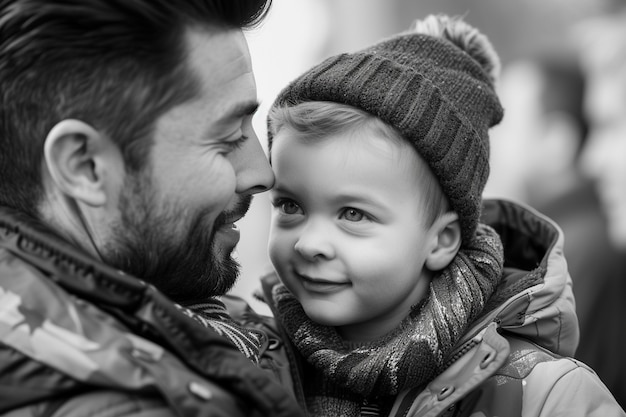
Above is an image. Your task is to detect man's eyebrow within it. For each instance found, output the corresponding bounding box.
[224,100,260,121]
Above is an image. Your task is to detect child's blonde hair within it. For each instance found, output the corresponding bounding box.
[268,101,450,227]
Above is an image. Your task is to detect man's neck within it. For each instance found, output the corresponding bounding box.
[38,187,104,261]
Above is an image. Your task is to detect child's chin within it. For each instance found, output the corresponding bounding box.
[301,303,343,327]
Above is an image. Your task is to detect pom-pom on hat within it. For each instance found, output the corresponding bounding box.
[268,15,504,244]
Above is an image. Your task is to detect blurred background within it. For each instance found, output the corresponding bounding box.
[233,0,626,406]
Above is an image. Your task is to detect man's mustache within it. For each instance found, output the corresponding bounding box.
[213,195,253,228]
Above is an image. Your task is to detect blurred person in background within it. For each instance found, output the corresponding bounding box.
[488,43,626,407]
[575,8,626,408]
[506,51,589,208]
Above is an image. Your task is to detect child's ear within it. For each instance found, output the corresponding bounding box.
[425,212,461,271]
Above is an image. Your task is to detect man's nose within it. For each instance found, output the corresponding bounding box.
[234,131,275,195]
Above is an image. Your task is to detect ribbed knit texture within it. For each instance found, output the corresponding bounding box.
[270,34,504,244]
[273,224,504,416]
[177,299,263,363]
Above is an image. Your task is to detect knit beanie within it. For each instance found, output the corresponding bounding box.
[268,16,504,244]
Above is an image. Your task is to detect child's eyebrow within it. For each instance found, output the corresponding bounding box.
[332,192,386,208]
[269,183,296,196]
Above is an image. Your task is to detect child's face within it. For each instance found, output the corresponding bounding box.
[268,128,437,342]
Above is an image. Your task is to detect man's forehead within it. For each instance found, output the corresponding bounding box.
[184,27,251,70]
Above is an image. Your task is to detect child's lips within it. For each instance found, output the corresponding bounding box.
[296,272,351,293]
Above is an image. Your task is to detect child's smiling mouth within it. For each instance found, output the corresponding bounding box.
[296,272,351,294]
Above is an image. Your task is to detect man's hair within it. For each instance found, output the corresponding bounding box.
[268,101,450,227]
[0,0,272,217]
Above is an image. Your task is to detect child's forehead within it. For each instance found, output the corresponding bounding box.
[275,123,415,157]
[272,126,427,182]
[272,133,427,199]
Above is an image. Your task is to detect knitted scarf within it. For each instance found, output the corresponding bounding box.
[273,224,504,416]
[177,299,264,364]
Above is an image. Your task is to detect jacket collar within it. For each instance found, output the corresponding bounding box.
[391,322,509,417]
[474,199,578,357]
[0,205,303,417]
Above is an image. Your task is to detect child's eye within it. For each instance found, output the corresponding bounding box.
[281,201,302,215]
[274,198,303,215]
[340,207,365,222]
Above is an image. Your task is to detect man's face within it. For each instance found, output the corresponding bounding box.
[105,28,274,302]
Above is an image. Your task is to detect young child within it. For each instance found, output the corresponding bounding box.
[259,14,626,417]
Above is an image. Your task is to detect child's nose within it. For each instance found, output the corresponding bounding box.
[294,220,335,262]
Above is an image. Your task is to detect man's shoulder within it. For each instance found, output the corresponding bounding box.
[0,210,302,417]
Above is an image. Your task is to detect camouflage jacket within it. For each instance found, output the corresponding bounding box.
[0,206,303,417]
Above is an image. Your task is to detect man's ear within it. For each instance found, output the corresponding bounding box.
[43,119,121,207]
[425,212,462,271]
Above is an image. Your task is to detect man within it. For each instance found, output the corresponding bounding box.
[0,1,302,416]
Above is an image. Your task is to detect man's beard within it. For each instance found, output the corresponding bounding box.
[103,172,251,304]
